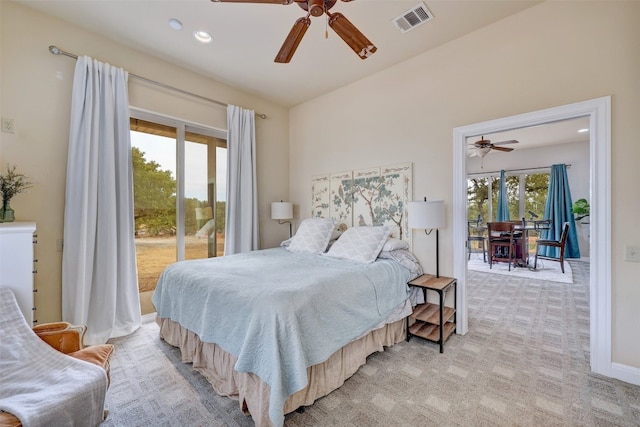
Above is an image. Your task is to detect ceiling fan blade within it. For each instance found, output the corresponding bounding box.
[328,12,377,60]
[211,0,295,4]
[492,146,514,152]
[493,139,519,145]
[274,17,311,63]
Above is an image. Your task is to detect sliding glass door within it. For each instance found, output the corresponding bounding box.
[468,171,550,256]
[184,129,227,260]
[130,114,227,311]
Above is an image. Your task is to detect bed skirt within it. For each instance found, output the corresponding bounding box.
[157,316,406,427]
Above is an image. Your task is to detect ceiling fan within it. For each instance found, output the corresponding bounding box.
[468,136,519,158]
[211,0,377,63]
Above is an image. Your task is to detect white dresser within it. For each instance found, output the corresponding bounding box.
[0,222,37,324]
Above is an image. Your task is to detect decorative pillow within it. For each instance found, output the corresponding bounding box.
[325,225,392,263]
[286,218,335,254]
[381,237,409,252]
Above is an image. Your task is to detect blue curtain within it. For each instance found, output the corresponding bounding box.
[496,170,510,221]
[541,164,580,258]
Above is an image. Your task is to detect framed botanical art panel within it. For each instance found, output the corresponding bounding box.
[311,163,412,245]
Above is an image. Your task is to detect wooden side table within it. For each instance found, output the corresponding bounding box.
[406,274,457,353]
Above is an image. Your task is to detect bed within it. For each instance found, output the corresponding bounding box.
[152,219,422,426]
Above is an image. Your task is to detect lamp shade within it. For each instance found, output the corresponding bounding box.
[271,201,293,220]
[407,199,445,230]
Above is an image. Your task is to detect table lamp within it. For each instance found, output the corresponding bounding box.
[271,201,293,238]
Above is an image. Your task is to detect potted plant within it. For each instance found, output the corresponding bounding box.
[572,198,590,222]
[0,164,33,222]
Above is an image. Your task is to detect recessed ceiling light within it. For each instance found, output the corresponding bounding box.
[193,30,212,43]
[578,128,589,133]
[168,18,183,31]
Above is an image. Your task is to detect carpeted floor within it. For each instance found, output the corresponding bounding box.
[104,261,640,426]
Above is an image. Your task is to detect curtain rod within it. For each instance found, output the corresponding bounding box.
[468,164,571,177]
[48,45,267,119]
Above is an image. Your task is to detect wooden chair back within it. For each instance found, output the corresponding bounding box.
[487,222,517,271]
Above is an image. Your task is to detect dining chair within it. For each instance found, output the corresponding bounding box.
[467,216,487,262]
[487,221,517,271]
[534,221,570,273]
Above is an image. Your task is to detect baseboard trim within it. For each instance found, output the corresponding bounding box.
[611,362,640,386]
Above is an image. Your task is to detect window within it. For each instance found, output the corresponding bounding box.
[129,115,227,296]
[468,171,549,256]
[468,171,549,222]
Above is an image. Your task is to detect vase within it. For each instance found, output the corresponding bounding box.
[2,201,14,222]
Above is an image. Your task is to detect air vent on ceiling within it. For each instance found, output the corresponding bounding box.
[392,2,433,34]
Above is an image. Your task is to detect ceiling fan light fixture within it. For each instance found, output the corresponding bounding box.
[476,147,492,158]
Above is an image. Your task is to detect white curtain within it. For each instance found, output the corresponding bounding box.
[224,105,259,254]
[62,56,141,345]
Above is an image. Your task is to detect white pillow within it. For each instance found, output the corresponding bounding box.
[325,225,392,263]
[381,237,409,252]
[287,218,335,254]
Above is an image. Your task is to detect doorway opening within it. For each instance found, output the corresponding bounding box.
[453,97,612,378]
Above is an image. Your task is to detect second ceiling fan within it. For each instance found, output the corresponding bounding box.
[212,0,377,63]
[469,136,519,158]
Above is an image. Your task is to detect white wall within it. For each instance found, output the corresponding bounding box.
[289,2,639,369]
[0,2,290,322]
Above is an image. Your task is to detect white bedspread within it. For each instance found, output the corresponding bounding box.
[0,288,107,427]
[153,247,411,426]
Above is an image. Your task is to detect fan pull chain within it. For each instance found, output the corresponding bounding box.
[325,8,329,39]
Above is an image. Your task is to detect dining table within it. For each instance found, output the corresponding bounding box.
[513,220,552,267]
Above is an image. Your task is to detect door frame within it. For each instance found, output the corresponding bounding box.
[452,96,611,377]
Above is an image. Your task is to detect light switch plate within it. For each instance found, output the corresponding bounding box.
[624,245,640,262]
